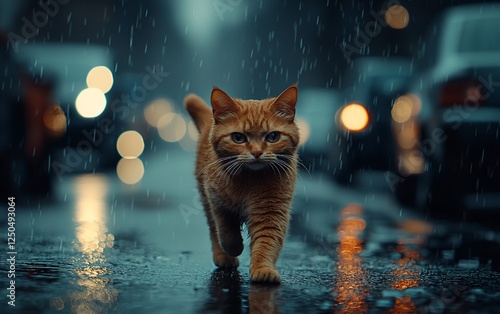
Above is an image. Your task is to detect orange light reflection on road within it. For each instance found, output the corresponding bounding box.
[388,219,432,314]
[334,204,368,313]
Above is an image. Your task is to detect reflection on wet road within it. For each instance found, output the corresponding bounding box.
[2,150,500,313]
[333,204,368,313]
[70,175,118,313]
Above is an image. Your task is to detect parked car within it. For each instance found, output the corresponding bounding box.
[295,88,341,173]
[330,57,413,184]
[392,4,500,218]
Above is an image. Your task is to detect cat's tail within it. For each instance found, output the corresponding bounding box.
[184,94,213,133]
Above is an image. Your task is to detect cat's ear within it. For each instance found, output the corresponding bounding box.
[211,87,239,123]
[271,83,298,122]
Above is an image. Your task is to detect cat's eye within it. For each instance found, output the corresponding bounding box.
[231,132,247,143]
[265,132,281,143]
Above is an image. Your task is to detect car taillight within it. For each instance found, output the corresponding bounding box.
[439,80,485,108]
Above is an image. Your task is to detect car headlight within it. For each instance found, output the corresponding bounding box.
[337,103,369,132]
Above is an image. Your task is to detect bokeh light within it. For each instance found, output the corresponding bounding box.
[385,5,410,29]
[157,113,187,142]
[391,94,421,123]
[339,103,369,132]
[43,105,66,136]
[296,118,310,146]
[396,121,419,149]
[179,134,197,152]
[116,158,144,185]
[75,88,107,118]
[86,66,114,93]
[391,96,413,123]
[144,98,173,127]
[116,130,145,159]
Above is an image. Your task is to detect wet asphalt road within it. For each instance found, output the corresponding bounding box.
[1,149,500,313]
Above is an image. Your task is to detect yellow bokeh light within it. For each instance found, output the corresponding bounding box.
[396,122,419,149]
[116,158,144,185]
[391,95,413,123]
[385,5,410,29]
[392,94,421,123]
[116,130,145,159]
[157,113,187,142]
[144,99,173,127]
[86,66,114,93]
[339,103,369,132]
[296,118,310,146]
[75,88,107,118]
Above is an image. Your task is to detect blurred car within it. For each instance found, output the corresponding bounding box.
[15,43,125,173]
[392,4,500,217]
[330,57,413,184]
[296,88,341,173]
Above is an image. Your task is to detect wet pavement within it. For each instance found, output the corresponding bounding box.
[2,149,500,313]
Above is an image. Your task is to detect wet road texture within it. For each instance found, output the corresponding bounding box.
[1,149,500,313]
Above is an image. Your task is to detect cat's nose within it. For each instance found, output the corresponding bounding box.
[251,151,263,159]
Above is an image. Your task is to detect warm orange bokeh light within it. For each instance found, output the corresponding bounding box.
[144,98,173,127]
[86,66,114,93]
[339,103,370,132]
[116,130,145,159]
[43,105,66,136]
[385,5,410,29]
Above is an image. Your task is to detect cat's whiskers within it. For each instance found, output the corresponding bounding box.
[196,155,237,178]
[273,159,294,182]
[296,156,311,177]
[207,157,239,181]
[267,161,283,183]
[224,159,243,178]
[275,153,307,191]
[276,153,310,176]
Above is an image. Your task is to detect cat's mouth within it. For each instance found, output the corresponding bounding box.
[244,161,267,171]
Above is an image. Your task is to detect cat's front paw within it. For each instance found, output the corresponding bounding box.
[213,253,239,269]
[219,237,244,257]
[250,265,281,284]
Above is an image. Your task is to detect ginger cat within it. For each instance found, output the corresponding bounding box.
[184,84,299,283]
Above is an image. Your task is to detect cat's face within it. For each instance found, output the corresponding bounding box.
[209,85,299,172]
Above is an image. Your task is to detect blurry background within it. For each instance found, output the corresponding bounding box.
[2,1,500,313]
